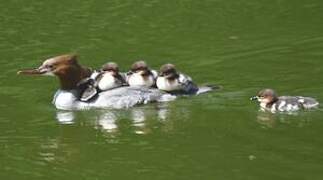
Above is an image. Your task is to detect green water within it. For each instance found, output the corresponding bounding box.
[1,0,323,179]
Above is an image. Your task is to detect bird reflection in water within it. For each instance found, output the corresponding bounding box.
[157,103,169,121]
[54,103,179,135]
[131,108,149,134]
[56,111,75,124]
[41,104,188,164]
[256,111,278,128]
[96,111,118,133]
[256,110,312,128]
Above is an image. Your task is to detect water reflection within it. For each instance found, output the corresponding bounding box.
[255,110,312,128]
[54,102,180,135]
[157,103,169,121]
[56,111,75,124]
[131,108,148,134]
[256,111,278,128]
[96,111,118,133]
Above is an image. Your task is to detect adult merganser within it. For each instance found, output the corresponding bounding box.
[17,54,170,110]
[156,63,198,94]
[126,61,157,87]
[251,89,319,112]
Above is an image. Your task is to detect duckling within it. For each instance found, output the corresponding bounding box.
[251,89,319,112]
[126,61,157,87]
[96,62,126,91]
[79,62,126,101]
[156,63,198,94]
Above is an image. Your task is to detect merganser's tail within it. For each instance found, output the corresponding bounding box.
[196,84,222,95]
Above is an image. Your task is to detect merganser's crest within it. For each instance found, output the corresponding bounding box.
[251,89,319,112]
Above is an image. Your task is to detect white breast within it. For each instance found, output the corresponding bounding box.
[156,77,181,91]
[97,73,118,90]
[128,73,154,87]
[53,90,89,110]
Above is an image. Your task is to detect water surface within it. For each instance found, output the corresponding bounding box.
[1,0,323,179]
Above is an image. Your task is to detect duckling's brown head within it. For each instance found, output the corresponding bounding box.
[101,62,119,73]
[159,63,179,80]
[251,89,278,104]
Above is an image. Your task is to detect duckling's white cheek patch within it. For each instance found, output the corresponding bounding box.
[259,98,268,103]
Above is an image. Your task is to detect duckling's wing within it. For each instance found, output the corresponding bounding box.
[114,73,127,85]
[80,86,98,102]
[296,96,319,109]
[178,74,198,94]
[151,70,158,79]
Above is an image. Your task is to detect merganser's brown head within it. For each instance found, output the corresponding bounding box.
[159,63,179,80]
[250,89,279,105]
[17,54,92,90]
[101,62,119,75]
[130,61,151,76]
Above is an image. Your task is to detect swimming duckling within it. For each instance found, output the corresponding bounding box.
[156,63,198,94]
[251,89,319,112]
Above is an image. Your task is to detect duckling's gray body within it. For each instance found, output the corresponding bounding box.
[269,96,319,112]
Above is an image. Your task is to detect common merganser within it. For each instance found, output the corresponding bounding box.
[251,89,319,112]
[156,63,198,94]
[17,55,171,110]
[126,61,157,87]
